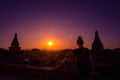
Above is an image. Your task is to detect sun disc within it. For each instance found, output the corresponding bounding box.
[48,41,53,46]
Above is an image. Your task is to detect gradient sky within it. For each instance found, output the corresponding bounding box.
[0,0,120,50]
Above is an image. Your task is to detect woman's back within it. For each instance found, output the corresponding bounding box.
[73,47,92,75]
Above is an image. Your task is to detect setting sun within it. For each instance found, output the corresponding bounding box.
[48,41,53,46]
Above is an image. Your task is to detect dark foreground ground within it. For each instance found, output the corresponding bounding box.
[0,63,119,80]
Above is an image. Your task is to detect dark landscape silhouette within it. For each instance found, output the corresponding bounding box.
[0,31,120,80]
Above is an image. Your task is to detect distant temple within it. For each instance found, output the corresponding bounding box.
[7,33,24,62]
[91,31,104,54]
[9,33,21,52]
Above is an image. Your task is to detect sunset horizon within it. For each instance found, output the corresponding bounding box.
[0,31,120,50]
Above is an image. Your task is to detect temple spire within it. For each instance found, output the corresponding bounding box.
[11,33,19,47]
[92,31,104,53]
[9,33,21,51]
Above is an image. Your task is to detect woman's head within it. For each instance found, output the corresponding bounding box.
[76,36,84,47]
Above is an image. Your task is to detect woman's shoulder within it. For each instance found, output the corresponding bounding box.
[72,47,90,54]
[73,47,90,51]
[72,48,80,53]
[83,48,90,52]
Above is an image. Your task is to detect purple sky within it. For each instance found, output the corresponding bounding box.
[0,0,120,50]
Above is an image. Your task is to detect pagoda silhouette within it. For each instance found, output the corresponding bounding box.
[91,31,104,55]
[7,33,24,62]
[9,33,21,52]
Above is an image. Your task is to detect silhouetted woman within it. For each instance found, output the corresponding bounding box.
[56,36,92,79]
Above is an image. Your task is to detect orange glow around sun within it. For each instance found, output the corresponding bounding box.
[40,38,61,50]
